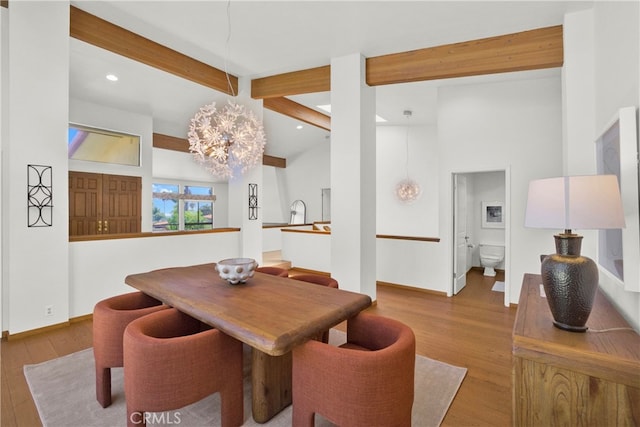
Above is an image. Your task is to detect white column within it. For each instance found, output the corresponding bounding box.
[562,10,598,263]
[228,77,263,264]
[562,9,596,176]
[330,53,376,299]
[6,2,70,334]
[0,6,7,332]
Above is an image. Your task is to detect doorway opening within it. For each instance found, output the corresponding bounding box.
[451,168,510,307]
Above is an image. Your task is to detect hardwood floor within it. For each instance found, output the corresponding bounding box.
[1,268,515,427]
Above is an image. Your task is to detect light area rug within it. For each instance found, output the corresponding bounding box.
[491,281,505,292]
[24,330,466,427]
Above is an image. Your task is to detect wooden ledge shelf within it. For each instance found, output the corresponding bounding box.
[70,228,240,242]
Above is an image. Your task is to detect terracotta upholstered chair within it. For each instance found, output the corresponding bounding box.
[291,274,339,343]
[292,312,416,427]
[123,307,244,427]
[93,291,166,407]
[255,266,289,277]
[291,274,338,289]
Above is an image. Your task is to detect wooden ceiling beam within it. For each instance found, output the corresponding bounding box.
[366,25,563,86]
[251,66,331,99]
[264,97,331,131]
[152,133,286,168]
[70,6,237,95]
[250,26,562,129]
[152,133,189,153]
[263,155,287,168]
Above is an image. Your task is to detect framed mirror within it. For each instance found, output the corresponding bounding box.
[595,106,639,292]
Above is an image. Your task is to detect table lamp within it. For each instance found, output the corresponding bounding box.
[524,175,626,332]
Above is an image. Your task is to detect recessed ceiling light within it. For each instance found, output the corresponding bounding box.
[296,125,303,130]
[106,74,119,82]
[317,104,386,122]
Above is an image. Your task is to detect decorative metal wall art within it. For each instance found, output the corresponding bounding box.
[248,183,258,220]
[27,164,53,227]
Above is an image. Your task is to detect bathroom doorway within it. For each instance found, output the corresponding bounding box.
[451,168,511,307]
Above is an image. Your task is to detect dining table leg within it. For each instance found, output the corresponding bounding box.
[251,349,293,423]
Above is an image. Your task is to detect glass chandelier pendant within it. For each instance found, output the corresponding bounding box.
[188,100,266,179]
[395,110,421,203]
[396,178,421,203]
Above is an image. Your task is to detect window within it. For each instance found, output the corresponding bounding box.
[184,186,214,230]
[152,183,216,232]
[68,124,141,167]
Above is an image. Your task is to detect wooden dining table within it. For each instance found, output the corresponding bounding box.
[124,263,372,423]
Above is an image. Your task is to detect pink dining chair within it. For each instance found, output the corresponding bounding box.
[255,266,289,277]
[93,291,167,407]
[292,312,416,427]
[291,274,339,343]
[123,307,244,427]
[291,274,338,289]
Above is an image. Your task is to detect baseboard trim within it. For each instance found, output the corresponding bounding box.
[5,320,71,341]
[3,313,94,341]
[377,281,447,296]
[71,313,93,323]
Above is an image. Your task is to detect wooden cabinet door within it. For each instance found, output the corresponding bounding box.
[102,174,141,234]
[69,172,101,237]
[69,172,141,237]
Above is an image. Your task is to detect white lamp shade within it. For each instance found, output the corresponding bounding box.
[525,175,626,230]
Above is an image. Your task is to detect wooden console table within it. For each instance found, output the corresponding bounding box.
[513,273,640,425]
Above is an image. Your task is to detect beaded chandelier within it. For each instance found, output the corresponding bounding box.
[187,2,266,180]
[188,100,266,179]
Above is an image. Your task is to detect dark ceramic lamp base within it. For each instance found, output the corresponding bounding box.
[541,232,598,333]
[551,320,589,332]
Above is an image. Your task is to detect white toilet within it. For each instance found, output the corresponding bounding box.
[479,244,505,277]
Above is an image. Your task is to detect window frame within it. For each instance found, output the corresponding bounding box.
[152,179,216,232]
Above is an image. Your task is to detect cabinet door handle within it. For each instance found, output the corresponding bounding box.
[98,220,102,233]
[104,220,108,233]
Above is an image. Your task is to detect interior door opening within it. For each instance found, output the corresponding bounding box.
[451,169,510,307]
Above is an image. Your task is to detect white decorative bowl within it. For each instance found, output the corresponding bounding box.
[215,258,258,285]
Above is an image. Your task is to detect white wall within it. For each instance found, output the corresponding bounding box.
[262,225,310,252]
[267,123,441,238]
[70,231,241,317]
[564,5,640,330]
[277,142,331,223]
[438,77,564,302]
[282,230,331,272]
[262,166,287,223]
[5,3,70,334]
[376,125,439,237]
[0,6,7,332]
[377,239,443,289]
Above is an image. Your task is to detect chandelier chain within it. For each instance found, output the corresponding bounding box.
[404,111,411,179]
[224,0,235,97]
[395,109,421,203]
[186,0,266,179]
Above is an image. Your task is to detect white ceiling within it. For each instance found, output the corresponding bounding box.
[69,1,592,159]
